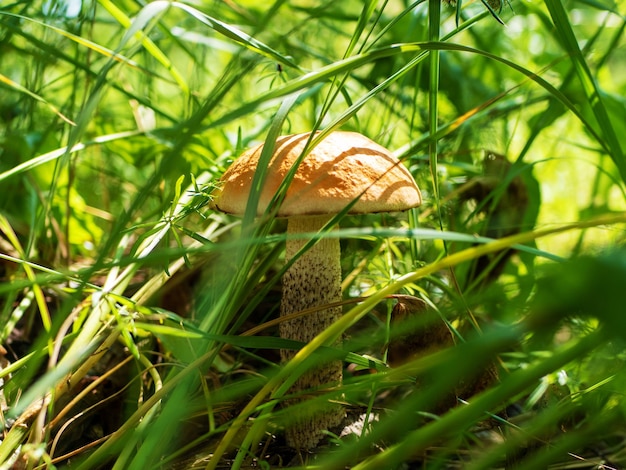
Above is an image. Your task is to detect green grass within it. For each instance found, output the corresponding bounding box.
[1,0,626,468]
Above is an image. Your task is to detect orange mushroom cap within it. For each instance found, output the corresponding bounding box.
[212,131,421,217]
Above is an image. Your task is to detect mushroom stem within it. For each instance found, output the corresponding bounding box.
[280,215,345,449]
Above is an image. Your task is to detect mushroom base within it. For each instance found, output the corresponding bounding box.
[280,215,345,449]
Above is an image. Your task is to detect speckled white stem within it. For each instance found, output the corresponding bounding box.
[280,215,345,449]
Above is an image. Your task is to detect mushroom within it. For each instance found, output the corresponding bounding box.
[212,131,421,449]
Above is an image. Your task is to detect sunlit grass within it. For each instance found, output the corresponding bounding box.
[0,0,625,468]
